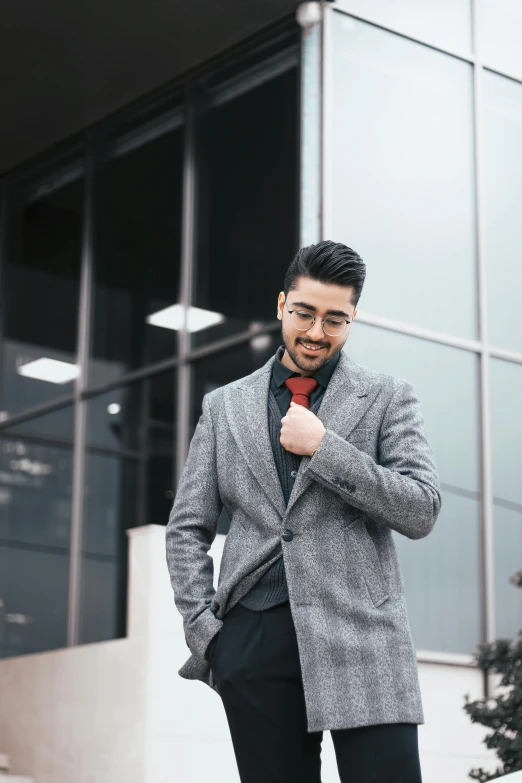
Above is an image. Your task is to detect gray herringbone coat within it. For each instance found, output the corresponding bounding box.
[165,349,441,732]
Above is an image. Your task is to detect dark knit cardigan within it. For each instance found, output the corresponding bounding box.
[239,390,323,611]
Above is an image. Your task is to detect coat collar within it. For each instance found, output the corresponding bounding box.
[223,349,379,519]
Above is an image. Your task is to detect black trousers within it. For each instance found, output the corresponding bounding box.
[209,599,423,783]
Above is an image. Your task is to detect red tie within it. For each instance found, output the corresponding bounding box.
[284,377,319,410]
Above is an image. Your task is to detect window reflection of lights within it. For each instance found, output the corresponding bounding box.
[17,357,80,384]
[0,488,11,505]
[5,613,33,625]
[146,304,225,332]
[9,458,53,476]
[249,322,272,352]
[250,334,272,352]
[107,403,121,415]
[2,442,26,455]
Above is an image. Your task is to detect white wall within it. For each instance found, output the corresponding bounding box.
[0,524,498,782]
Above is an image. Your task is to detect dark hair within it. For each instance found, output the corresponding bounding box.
[283,240,366,306]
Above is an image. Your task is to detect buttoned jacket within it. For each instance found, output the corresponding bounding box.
[165,349,441,732]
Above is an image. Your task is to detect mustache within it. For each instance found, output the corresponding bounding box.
[297,339,328,348]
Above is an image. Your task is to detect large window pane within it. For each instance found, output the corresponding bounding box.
[346,324,481,653]
[1,160,83,416]
[80,371,177,643]
[483,70,522,354]
[490,359,522,639]
[334,0,472,54]
[192,66,298,348]
[91,107,183,385]
[327,15,477,339]
[0,407,74,658]
[477,0,522,80]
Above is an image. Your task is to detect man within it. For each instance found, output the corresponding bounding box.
[165,240,441,783]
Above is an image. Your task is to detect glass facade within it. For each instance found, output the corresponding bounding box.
[0,25,299,657]
[326,15,477,339]
[0,408,74,656]
[1,156,84,414]
[0,2,520,663]
[323,3,522,656]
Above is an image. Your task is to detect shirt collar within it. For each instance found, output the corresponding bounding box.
[272,344,341,389]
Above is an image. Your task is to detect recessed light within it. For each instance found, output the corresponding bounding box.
[146,304,225,333]
[17,358,80,385]
[107,403,121,415]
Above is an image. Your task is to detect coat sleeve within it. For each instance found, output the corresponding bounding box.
[165,392,223,659]
[305,381,442,539]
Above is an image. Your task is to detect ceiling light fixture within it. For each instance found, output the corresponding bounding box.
[17,358,80,385]
[146,304,225,333]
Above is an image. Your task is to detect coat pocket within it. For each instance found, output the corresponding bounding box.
[343,516,390,607]
[346,427,372,443]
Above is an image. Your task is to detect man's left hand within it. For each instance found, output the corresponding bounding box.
[280,401,326,456]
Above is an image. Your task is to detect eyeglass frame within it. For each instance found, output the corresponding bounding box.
[284,298,354,337]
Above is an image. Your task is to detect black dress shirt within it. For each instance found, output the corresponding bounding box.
[271,343,341,416]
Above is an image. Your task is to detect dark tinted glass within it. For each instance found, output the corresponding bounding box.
[79,371,177,643]
[91,113,183,385]
[1,164,83,415]
[192,68,298,348]
[0,408,74,657]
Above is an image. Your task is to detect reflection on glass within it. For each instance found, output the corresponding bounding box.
[333,0,472,54]
[80,453,138,645]
[1,163,83,416]
[490,359,522,639]
[91,114,183,385]
[477,0,522,79]
[0,409,74,657]
[80,372,177,642]
[483,70,522,354]
[346,324,481,653]
[193,67,298,347]
[328,14,477,338]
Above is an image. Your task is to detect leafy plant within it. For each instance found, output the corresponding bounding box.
[463,569,522,781]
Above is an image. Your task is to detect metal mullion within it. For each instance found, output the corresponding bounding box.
[354,311,483,354]
[331,4,476,65]
[176,88,197,486]
[80,357,182,400]
[488,345,522,365]
[471,0,496,701]
[481,61,522,86]
[67,132,95,648]
[321,2,333,241]
[137,379,150,527]
[0,393,76,432]
[208,45,299,110]
[0,179,9,413]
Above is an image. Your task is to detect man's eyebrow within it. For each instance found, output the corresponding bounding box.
[290,300,352,318]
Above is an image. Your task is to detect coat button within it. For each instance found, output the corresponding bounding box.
[347,483,356,493]
[282,528,294,542]
[290,470,298,479]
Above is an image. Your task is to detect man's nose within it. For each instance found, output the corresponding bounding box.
[306,318,325,342]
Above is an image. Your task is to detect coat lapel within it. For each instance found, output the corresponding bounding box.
[284,350,378,516]
[223,356,286,518]
[223,349,379,521]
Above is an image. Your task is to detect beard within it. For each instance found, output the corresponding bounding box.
[281,323,344,374]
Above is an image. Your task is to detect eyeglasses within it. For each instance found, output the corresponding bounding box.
[284,300,353,337]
